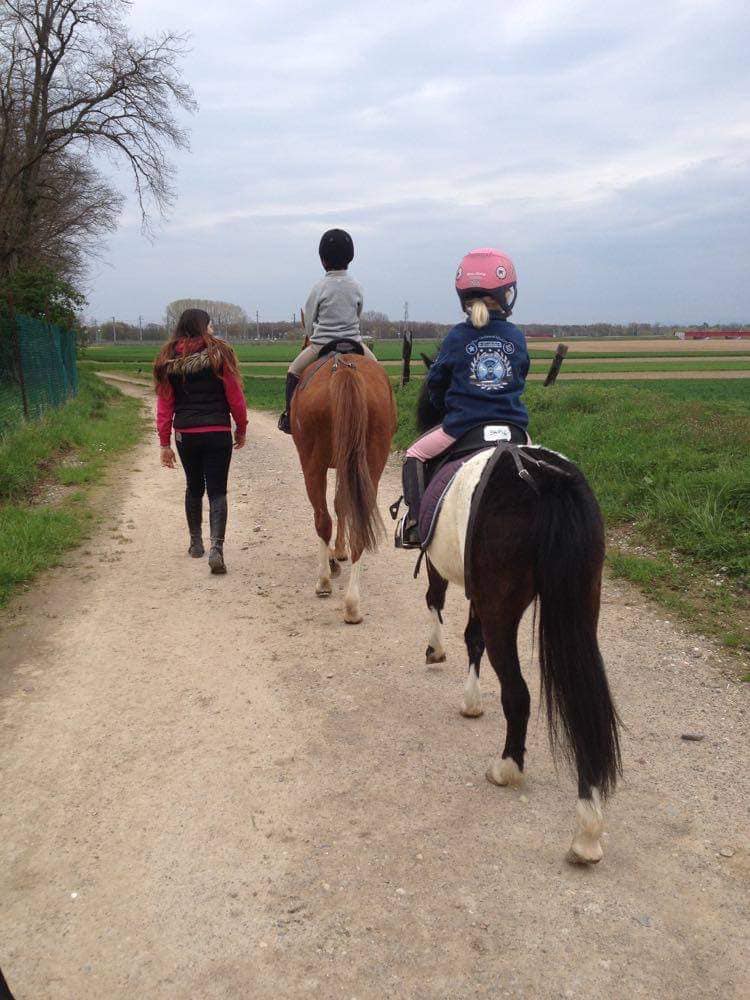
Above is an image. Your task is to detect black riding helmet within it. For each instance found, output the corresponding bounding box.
[319,228,354,269]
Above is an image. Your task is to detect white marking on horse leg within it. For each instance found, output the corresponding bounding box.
[426,608,446,663]
[461,663,484,717]
[315,537,332,596]
[566,788,604,865]
[486,756,524,788]
[343,558,363,624]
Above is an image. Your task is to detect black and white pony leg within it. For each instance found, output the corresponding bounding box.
[460,605,484,717]
[484,624,530,788]
[567,782,604,865]
[425,559,447,664]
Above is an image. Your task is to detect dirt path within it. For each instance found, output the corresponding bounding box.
[1,386,748,1000]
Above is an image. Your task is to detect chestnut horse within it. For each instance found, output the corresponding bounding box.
[291,350,396,623]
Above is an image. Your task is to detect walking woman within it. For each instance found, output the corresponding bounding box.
[154,309,248,573]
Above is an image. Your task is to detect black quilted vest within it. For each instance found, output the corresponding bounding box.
[169,351,230,429]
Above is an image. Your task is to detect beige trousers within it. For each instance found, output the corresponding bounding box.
[289,341,377,377]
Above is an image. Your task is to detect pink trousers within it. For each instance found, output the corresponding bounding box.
[406,426,457,461]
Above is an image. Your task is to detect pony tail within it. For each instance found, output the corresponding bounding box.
[469,300,490,328]
[533,467,622,797]
[331,366,383,556]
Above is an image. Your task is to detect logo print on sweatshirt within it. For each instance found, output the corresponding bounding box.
[466,338,515,392]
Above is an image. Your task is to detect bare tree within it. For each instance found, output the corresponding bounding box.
[165,299,248,335]
[0,0,195,275]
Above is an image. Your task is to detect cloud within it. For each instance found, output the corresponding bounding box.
[86,0,750,325]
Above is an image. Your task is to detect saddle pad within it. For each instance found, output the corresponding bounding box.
[419,456,478,548]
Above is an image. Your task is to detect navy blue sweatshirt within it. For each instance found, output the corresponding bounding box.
[426,314,529,438]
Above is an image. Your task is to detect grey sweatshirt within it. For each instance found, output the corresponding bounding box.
[304,270,363,344]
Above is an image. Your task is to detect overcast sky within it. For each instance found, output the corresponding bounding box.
[87,0,750,326]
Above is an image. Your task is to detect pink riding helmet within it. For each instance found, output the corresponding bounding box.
[455,247,517,316]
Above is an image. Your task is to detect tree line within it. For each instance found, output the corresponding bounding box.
[86,301,741,344]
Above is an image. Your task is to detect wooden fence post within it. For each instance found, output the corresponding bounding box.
[543,343,569,386]
[401,330,413,387]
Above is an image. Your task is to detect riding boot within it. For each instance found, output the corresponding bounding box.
[395,456,425,549]
[185,492,204,557]
[208,494,228,574]
[278,373,301,434]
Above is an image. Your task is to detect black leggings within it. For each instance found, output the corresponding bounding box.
[176,431,233,500]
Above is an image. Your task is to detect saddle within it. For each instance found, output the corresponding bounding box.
[424,422,528,484]
[418,422,528,551]
[317,338,365,358]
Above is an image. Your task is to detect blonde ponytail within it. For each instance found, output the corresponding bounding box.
[469,300,490,328]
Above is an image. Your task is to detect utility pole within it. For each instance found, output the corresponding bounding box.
[138,315,143,342]
[256,308,260,340]
[112,316,117,343]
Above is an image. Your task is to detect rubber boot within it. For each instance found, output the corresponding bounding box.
[208,494,228,574]
[395,457,425,549]
[278,372,301,434]
[185,492,204,557]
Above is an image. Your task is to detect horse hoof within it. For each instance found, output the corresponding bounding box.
[485,758,524,788]
[425,645,446,664]
[335,553,348,563]
[329,559,341,578]
[344,614,363,625]
[460,704,484,718]
[566,845,603,866]
[316,584,332,597]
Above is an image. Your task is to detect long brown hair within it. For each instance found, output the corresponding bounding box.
[153,308,240,387]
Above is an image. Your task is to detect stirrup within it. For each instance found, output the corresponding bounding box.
[278,411,291,434]
[395,515,421,550]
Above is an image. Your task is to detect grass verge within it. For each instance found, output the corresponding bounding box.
[0,372,144,607]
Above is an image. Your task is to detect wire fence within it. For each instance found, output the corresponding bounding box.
[0,298,79,438]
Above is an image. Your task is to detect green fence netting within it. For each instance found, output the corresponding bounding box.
[0,304,79,437]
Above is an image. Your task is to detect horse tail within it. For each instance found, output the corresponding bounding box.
[330,363,383,555]
[533,461,622,797]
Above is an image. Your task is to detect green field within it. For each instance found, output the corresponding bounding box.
[81,340,750,366]
[0,372,144,606]
[78,351,750,385]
